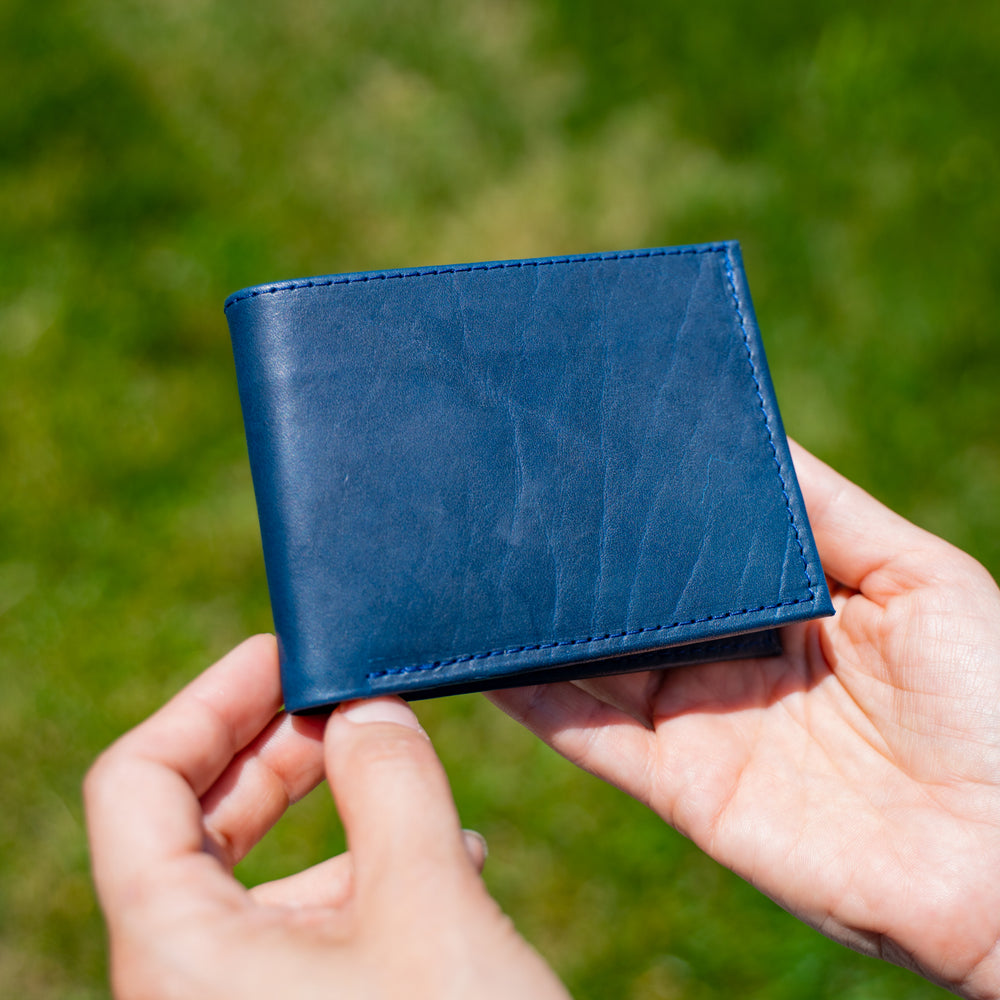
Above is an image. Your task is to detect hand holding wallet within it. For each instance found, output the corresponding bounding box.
[225,242,833,712]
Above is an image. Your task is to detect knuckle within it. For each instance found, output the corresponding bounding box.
[82,747,118,805]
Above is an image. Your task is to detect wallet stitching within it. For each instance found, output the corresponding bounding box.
[226,246,818,681]
[225,245,718,311]
[366,601,808,679]
[722,246,816,605]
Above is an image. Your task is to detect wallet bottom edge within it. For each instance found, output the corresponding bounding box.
[288,629,783,714]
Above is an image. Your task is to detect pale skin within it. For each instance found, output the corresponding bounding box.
[86,443,1000,998]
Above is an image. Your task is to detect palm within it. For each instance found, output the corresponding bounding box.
[489,446,1000,997]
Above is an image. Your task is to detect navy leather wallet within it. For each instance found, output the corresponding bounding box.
[226,241,833,712]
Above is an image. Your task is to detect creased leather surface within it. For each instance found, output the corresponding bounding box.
[226,242,833,711]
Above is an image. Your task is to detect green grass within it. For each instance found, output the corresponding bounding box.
[2,0,999,996]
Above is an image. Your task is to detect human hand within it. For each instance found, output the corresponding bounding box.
[85,635,569,1000]
[489,443,1000,999]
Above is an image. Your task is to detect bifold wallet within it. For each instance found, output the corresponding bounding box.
[226,241,833,713]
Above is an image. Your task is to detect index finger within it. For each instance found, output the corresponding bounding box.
[84,635,283,917]
[789,441,946,596]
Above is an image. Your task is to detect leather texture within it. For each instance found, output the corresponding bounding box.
[226,242,834,712]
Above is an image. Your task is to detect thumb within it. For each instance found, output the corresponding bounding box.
[324,697,477,907]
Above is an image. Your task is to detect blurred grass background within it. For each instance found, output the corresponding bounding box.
[2,0,999,996]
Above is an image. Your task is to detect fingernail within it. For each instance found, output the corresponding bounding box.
[462,828,489,863]
[337,697,424,732]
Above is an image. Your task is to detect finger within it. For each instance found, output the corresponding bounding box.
[201,711,327,866]
[250,854,355,910]
[788,441,949,596]
[115,634,284,796]
[248,831,487,912]
[323,698,475,906]
[486,682,657,802]
[84,635,283,916]
[570,671,661,723]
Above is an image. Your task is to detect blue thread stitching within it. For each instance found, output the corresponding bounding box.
[225,244,818,679]
[223,245,717,312]
[366,599,807,680]
[721,246,816,602]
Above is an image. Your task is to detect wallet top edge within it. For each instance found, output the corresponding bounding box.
[223,241,741,314]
